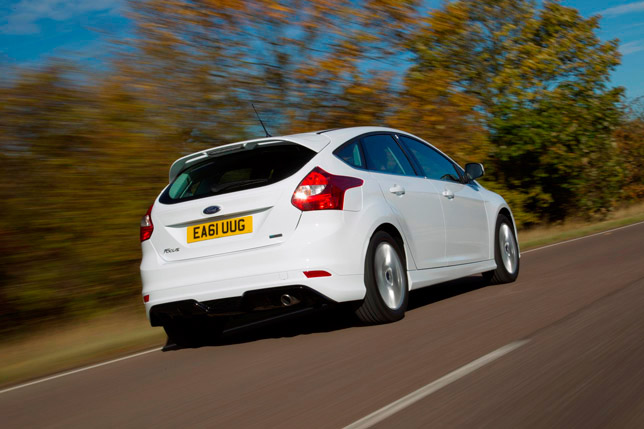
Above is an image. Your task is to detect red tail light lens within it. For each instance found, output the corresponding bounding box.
[292,167,363,211]
[140,204,154,242]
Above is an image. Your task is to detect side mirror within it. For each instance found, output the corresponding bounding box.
[464,163,484,182]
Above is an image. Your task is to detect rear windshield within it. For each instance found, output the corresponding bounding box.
[159,142,315,204]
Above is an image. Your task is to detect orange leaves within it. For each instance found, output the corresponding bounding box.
[390,68,489,166]
[116,0,492,160]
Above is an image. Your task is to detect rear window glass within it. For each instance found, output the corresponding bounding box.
[334,140,365,169]
[160,143,315,204]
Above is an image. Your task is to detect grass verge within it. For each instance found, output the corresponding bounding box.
[519,202,644,251]
[0,305,165,390]
[1,202,643,390]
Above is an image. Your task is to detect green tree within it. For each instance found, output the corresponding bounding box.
[409,0,624,222]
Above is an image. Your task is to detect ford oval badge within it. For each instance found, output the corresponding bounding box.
[203,205,221,215]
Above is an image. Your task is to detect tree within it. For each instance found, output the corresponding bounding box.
[614,97,644,201]
[123,0,422,138]
[389,68,490,165]
[409,0,624,222]
[0,64,173,333]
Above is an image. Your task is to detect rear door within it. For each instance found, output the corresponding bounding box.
[397,134,489,265]
[150,142,315,262]
[359,134,448,269]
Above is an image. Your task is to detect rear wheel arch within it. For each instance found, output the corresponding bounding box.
[373,223,404,256]
[367,223,414,273]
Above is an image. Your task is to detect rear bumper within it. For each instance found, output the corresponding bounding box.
[141,211,370,321]
[148,285,335,326]
[142,269,365,321]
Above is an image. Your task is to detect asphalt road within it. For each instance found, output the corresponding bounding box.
[2,222,644,428]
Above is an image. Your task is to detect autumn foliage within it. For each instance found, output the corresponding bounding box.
[0,0,642,335]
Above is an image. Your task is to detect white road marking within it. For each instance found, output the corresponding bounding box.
[522,220,644,254]
[0,347,162,395]
[343,340,529,429]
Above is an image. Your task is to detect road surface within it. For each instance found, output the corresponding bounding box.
[2,222,644,428]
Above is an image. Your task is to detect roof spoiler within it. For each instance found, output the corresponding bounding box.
[167,134,331,183]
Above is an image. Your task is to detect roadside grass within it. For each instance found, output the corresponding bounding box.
[519,202,644,251]
[1,202,643,390]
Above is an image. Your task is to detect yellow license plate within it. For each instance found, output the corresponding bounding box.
[187,216,253,243]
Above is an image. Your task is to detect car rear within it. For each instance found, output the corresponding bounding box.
[140,134,371,327]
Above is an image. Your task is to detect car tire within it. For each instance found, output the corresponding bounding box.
[356,231,409,324]
[483,214,520,284]
[163,318,225,348]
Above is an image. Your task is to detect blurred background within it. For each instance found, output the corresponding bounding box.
[1,0,643,340]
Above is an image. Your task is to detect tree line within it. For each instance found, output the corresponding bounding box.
[1,0,642,336]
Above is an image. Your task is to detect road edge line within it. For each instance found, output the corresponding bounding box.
[522,220,644,254]
[0,347,162,395]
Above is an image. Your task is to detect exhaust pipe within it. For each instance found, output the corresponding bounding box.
[280,294,299,307]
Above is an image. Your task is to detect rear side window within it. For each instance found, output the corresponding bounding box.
[334,140,365,169]
[160,143,315,204]
[361,134,415,176]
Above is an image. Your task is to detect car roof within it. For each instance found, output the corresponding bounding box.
[314,126,405,143]
[282,126,406,146]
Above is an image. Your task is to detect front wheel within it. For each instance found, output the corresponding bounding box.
[483,214,520,284]
[355,231,409,324]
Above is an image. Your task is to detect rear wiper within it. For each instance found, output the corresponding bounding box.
[210,178,268,194]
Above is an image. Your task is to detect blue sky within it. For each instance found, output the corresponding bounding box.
[1,0,643,98]
[0,0,127,68]
[565,0,644,98]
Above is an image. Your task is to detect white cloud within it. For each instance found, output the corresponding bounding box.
[620,41,644,55]
[1,0,122,35]
[599,1,644,17]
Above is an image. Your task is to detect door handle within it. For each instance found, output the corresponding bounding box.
[389,184,405,196]
[442,189,455,200]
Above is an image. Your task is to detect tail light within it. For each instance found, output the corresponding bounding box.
[292,167,363,211]
[140,204,154,242]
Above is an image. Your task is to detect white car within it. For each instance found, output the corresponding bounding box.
[140,127,519,345]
